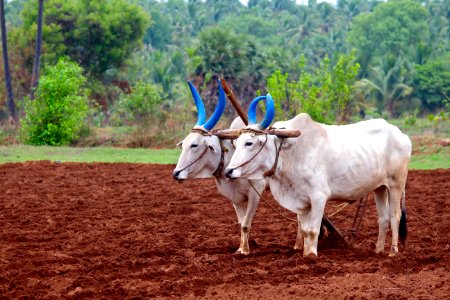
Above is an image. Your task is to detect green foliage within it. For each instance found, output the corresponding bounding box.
[414,52,450,111]
[403,109,419,126]
[113,82,163,126]
[349,0,429,64]
[267,52,360,124]
[195,27,248,78]
[15,0,149,78]
[19,58,90,145]
[332,51,361,123]
[2,0,449,139]
[353,55,414,117]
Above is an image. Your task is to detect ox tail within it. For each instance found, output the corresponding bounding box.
[399,190,407,246]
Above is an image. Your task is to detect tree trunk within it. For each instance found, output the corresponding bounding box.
[30,0,44,100]
[386,97,395,118]
[0,0,16,120]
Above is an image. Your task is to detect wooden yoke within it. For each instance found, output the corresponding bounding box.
[268,128,301,138]
[214,128,301,140]
[221,79,248,125]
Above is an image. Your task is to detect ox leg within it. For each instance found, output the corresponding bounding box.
[294,214,304,251]
[297,213,310,256]
[305,197,327,257]
[238,196,259,255]
[298,196,326,257]
[233,186,261,255]
[374,186,389,253]
[388,187,403,257]
[232,202,248,254]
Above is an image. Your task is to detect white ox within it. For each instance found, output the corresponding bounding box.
[225,95,412,257]
[172,80,267,254]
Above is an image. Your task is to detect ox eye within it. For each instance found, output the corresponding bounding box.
[191,144,198,148]
[245,142,253,147]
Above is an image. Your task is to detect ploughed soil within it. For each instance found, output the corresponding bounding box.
[0,161,449,299]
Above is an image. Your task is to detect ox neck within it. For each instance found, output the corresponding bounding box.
[264,137,283,177]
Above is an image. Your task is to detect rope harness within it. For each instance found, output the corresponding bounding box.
[247,179,297,222]
[175,144,208,175]
[212,139,227,178]
[230,128,283,178]
[178,128,226,179]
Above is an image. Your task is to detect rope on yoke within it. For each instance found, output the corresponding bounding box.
[213,139,227,178]
[328,203,349,218]
[248,179,351,222]
[247,179,297,223]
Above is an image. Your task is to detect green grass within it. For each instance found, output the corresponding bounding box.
[0,145,448,170]
[0,145,181,164]
[409,152,450,170]
[389,118,449,137]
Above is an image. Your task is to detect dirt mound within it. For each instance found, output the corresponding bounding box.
[0,162,449,298]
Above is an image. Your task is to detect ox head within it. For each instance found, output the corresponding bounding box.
[224,94,300,180]
[173,80,226,181]
[225,94,276,179]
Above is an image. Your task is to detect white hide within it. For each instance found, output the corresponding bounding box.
[173,117,267,254]
[226,113,412,257]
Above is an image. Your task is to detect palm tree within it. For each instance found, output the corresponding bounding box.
[0,0,15,120]
[30,0,44,100]
[354,56,413,117]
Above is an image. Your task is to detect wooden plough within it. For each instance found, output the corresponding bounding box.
[220,78,370,247]
[321,196,370,247]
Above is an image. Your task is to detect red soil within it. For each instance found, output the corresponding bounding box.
[0,161,449,299]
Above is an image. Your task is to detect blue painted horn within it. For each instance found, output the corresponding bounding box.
[203,79,226,130]
[247,93,275,129]
[188,81,206,126]
[188,79,226,130]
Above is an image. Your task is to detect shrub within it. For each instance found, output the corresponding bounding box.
[267,52,360,124]
[113,82,163,126]
[20,58,90,145]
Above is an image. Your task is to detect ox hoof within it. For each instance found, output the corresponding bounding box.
[235,248,250,255]
[303,253,318,262]
[388,246,398,257]
[375,244,384,254]
[294,244,303,251]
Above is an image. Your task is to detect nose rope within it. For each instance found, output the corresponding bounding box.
[229,133,284,178]
[176,146,208,175]
[229,134,268,173]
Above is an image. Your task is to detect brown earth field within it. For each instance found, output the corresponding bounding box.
[0,161,449,299]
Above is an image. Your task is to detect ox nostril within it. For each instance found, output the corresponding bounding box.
[225,168,234,178]
[172,170,181,180]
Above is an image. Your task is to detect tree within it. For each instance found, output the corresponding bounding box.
[414,52,450,111]
[15,0,149,79]
[29,0,43,100]
[354,55,414,117]
[267,52,360,124]
[20,58,90,145]
[0,0,15,120]
[349,0,429,75]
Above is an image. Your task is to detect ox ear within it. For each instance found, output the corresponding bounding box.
[176,140,183,148]
[206,141,218,153]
